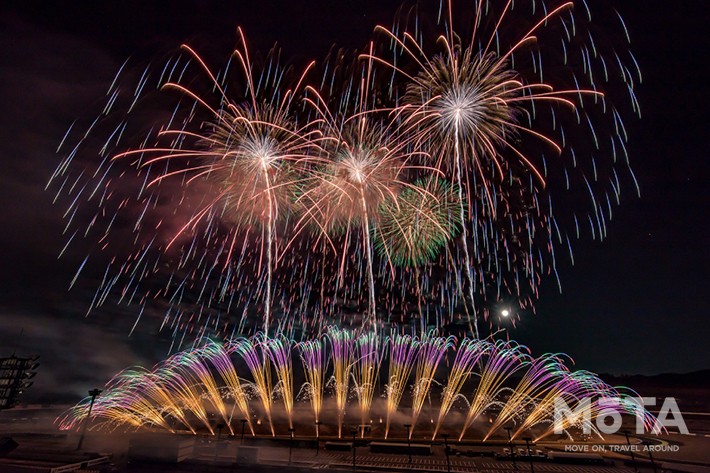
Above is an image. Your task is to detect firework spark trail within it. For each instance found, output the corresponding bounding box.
[200,340,254,435]
[384,332,420,438]
[58,370,181,433]
[56,30,323,338]
[129,369,197,433]
[526,372,662,441]
[139,362,211,434]
[518,370,616,440]
[297,337,328,432]
[264,335,295,429]
[410,332,455,438]
[169,348,237,434]
[58,392,133,433]
[206,101,321,334]
[326,326,354,437]
[454,120,478,337]
[160,350,228,435]
[433,338,489,439]
[459,340,530,440]
[368,20,530,335]
[352,331,383,436]
[298,110,408,333]
[228,336,275,436]
[484,352,571,440]
[297,44,446,333]
[147,370,213,434]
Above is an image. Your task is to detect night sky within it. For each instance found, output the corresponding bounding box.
[0,0,708,402]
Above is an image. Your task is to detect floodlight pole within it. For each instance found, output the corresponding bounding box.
[214,423,225,463]
[524,437,534,473]
[442,434,451,473]
[77,388,102,450]
[642,439,658,473]
[505,427,517,472]
[623,430,639,473]
[288,428,296,465]
[315,421,323,456]
[240,419,248,445]
[404,423,412,463]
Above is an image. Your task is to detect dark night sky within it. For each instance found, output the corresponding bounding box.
[0,1,708,402]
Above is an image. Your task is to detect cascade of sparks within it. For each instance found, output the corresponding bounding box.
[433,338,488,439]
[532,376,660,442]
[263,335,295,430]
[459,340,529,440]
[58,333,661,441]
[297,337,327,433]
[410,332,455,438]
[228,336,275,436]
[157,353,219,435]
[169,347,236,435]
[352,331,382,436]
[362,0,641,332]
[326,327,354,438]
[384,333,420,438]
[485,353,572,440]
[200,340,254,435]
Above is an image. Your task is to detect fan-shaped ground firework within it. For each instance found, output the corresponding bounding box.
[58,332,660,441]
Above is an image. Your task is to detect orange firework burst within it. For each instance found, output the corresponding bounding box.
[364,0,618,335]
[109,30,322,334]
[50,0,642,340]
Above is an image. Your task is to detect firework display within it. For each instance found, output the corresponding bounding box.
[47,0,661,450]
[433,338,487,439]
[367,0,640,336]
[228,336,274,435]
[57,332,660,441]
[410,333,454,437]
[352,331,382,436]
[384,333,419,438]
[49,0,641,340]
[264,335,295,429]
[296,338,327,432]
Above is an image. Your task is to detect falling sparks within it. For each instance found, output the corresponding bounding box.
[51,0,642,344]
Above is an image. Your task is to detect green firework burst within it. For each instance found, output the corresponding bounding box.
[375,178,462,267]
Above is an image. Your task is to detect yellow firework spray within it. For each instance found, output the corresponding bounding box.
[326,327,354,438]
[384,333,420,438]
[297,338,328,432]
[352,331,382,436]
[433,339,488,439]
[459,341,529,440]
[202,341,254,435]
[229,337,275,436]
[410,333,455,438]
[264,336,295,430]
